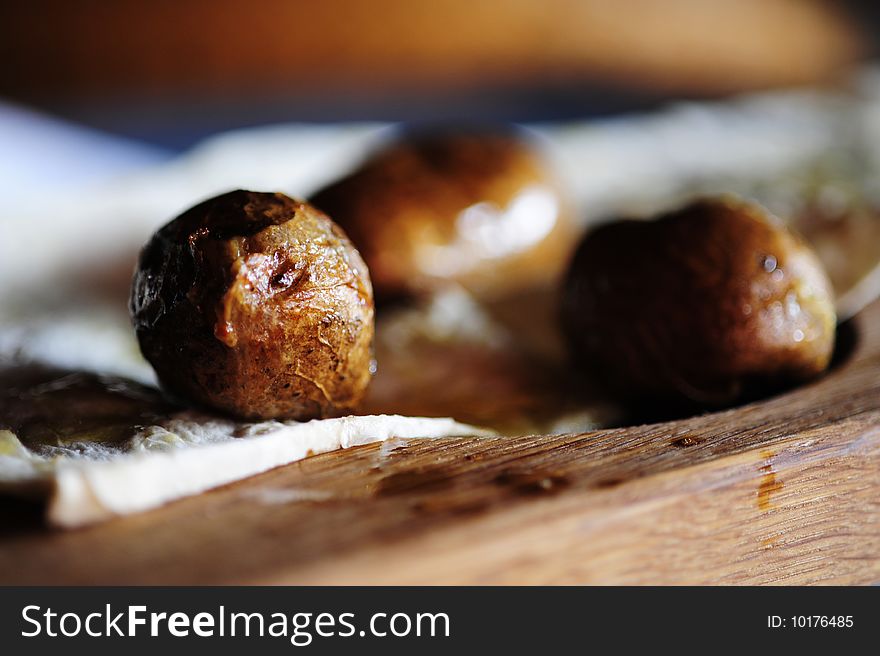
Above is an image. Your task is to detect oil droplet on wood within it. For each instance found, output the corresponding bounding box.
[671,435,704,448]
[593,477,626,489]
[412,496,490,516]
[757,450,783,511]
[376,466,455,496]
[493,469,571,496]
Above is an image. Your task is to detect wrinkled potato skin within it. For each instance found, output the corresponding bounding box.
[131,190,374,420]
[311,131,573,300]
[562,197,836,406]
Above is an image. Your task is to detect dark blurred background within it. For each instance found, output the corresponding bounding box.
[2,0,879,151]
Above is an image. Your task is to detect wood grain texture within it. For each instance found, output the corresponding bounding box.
[1,304,879,585]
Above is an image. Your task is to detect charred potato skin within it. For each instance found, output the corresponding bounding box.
[311,130,573,300]
[561,197,836,406]
[130,190,374,420]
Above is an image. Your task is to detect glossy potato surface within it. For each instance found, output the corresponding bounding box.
[131,190,374,419]
[312,130,572,300]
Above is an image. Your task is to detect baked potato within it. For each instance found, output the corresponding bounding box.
[311,128,573,301]
[561,196,836,407]
[130,190,374,420]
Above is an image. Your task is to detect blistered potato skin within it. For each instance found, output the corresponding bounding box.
[561,197,836,407]
[130,190,374,420]
[311,130,573,301]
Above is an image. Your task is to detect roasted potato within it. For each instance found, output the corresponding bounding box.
[130,190,374,420]
[311,129,573,301]
[561,196,836,407]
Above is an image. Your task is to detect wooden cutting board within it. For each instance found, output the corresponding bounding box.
[1,302,879,585]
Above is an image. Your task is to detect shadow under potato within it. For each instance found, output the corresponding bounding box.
[0,363,179,450]
[0,317,858,457]
[614,320,859,427]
